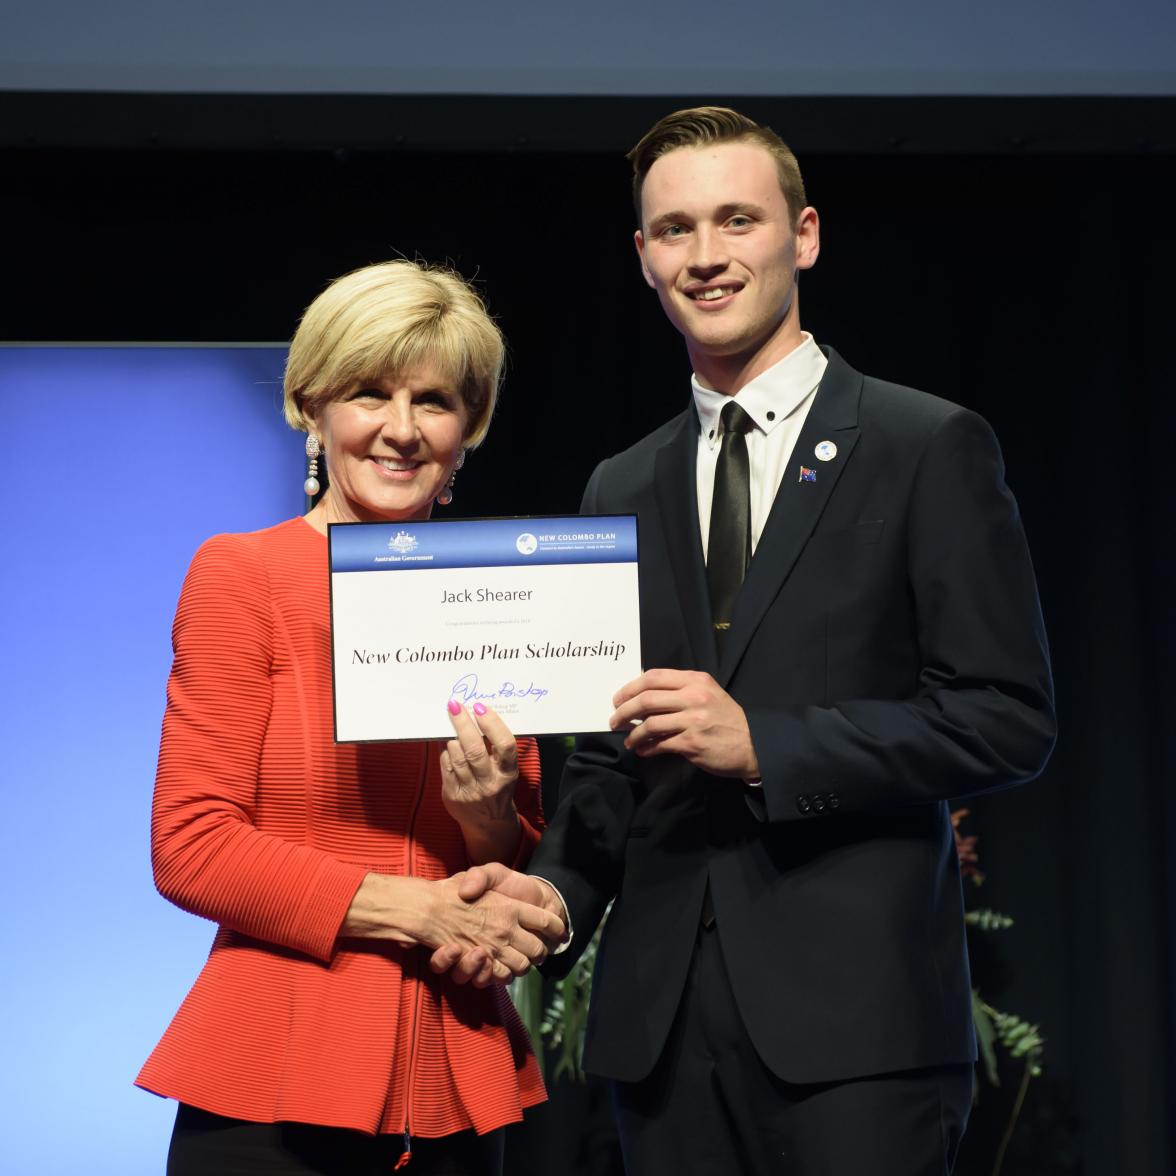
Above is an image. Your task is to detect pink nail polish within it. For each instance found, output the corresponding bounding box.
[447,699,461,715]
[473,702,487,716]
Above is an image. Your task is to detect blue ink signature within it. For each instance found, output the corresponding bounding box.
[451,673,550,703]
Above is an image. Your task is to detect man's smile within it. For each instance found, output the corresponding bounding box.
[685,284,742,304]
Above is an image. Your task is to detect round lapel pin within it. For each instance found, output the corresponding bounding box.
[815,440,837,462]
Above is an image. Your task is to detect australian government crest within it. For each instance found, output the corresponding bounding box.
[388,530,419,554]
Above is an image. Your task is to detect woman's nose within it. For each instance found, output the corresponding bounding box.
[381,401,418,446]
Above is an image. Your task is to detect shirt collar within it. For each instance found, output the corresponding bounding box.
[693,333,827,449]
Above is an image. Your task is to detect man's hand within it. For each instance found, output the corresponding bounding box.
[419,871,564,986]
[429,863,568,986]
[342,869,564,987]
[608,668,760,778]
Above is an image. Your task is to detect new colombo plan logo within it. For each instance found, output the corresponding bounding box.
[388,531,418,554]
[515,532,538,555]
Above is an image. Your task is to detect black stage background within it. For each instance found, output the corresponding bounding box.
[3,94,1173,1174]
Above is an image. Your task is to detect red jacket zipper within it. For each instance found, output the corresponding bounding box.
[395,743,432,1167]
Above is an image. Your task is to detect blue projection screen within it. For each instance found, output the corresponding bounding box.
[0,345,298,1175]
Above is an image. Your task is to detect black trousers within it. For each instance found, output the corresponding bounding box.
[167,1104,504,1176]
[612,924,973,1176]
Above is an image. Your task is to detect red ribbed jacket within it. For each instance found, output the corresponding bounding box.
[136,518,546,1136]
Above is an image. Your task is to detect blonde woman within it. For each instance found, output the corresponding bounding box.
[137,261,564,1176]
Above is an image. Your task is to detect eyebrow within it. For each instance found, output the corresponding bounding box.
[716,201,768,220]
[647,209,688,233]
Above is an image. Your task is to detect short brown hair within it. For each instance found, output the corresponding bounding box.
[283,259,504,449]
[627,106,807,227]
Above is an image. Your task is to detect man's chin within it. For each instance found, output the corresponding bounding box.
[681,327,756,361]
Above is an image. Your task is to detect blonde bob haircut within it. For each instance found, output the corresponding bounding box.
[283,260,505,449]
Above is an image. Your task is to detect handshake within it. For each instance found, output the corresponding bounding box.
[427,862,569,988]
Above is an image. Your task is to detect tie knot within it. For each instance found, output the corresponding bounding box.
[719,399,754,437]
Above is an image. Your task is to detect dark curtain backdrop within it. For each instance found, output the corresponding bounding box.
[3,132,1172,1175]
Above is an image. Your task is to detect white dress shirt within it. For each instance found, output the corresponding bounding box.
[693,334,828,561]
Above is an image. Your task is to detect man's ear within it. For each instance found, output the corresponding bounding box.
[794,207,821,272]
[634,229,656,289]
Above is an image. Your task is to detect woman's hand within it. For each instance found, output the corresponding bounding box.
[430,863,570,986]
[422,872,563,983]
[340,871,563,985]
[441,701,523,864]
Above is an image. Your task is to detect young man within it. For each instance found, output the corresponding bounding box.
[454,107,1055,1174]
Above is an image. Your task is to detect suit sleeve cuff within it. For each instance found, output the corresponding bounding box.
[529,874,573,954]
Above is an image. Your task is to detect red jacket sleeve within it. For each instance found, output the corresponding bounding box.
[150,534,366,962]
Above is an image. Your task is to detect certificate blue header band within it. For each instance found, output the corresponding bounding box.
[330,515,638,573]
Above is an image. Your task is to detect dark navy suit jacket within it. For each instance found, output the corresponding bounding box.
[530,348,1055,1085]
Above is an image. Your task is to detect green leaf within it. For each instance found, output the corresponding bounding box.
[965,908,1015,932]
[509,969,546,1081]
[972,989,1001,1088]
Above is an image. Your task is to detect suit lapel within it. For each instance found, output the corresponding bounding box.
[653,410,718,677]
[717,349,864,686]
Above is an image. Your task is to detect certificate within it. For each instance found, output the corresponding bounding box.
[329,515,642,741]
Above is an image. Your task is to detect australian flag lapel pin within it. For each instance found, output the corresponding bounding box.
[798,466,817,483]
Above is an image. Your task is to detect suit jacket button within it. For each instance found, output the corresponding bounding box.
[796,795,811,814]
[812,795,827,813]
[829,793,841,810]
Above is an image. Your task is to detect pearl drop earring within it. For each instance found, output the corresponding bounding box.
[436,450,465,507]
[304,434,322,497]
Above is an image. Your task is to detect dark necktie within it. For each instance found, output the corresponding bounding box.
[707,399,754,650]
